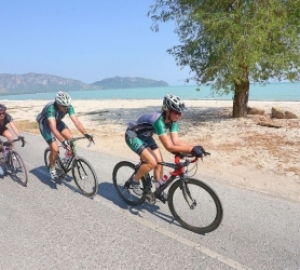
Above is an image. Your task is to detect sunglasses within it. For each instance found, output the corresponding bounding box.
[0,112,5,116]
[171,110,182,116]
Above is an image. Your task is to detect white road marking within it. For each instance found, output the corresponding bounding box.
[93,195,252,270]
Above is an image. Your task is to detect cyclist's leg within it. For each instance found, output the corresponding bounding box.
[59,122,73,155]
[39,122,59,180]
[2,128,14,146]
[60,123,72,140]
[137,148,158,180]
[142,136,163,183]
[125,132,157,182]
[48,140,59,169]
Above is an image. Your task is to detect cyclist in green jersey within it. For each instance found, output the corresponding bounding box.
[36,91,93,182]
[125,94,205,198]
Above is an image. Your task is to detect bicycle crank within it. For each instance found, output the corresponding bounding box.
[145,192,156,204]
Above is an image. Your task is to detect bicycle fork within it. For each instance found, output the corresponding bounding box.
[181,179,197,210]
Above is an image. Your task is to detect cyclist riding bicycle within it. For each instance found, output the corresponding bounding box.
[36,91,93,182]
[0,104,24,175]
[125,94,205,198]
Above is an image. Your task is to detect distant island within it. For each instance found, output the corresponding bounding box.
[0,73,169,95]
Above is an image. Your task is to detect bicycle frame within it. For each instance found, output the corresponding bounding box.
[55,137,93,178]
[135,154,199,202]
[1,137,25,167]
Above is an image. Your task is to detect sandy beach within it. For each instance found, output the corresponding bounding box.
[4,99,300,202]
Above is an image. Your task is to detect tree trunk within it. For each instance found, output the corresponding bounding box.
[232,81,249,118]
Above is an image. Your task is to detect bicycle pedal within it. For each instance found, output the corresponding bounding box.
[145,193,156,204]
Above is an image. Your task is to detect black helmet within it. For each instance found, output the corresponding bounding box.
[0,104,7,111]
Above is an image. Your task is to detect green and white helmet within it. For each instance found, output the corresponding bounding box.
[163,94,186,113]
[55,91,71,106]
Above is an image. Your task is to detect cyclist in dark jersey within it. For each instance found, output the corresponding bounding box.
[0,104,24,175]
[125,94,205,197]
[36,91,93,182]
[0,104,24,142]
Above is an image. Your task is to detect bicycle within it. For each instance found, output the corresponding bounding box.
[0,137,28,187]
[112,151,223,234]
[44,136,98,198]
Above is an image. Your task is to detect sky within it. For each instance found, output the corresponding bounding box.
[0,0,195,86]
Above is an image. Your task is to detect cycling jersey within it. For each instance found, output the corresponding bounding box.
[127,111,178,137]
[36,102,75,144]
[36,102,75,123]
[125,111,179,155]
[0,113,13,135]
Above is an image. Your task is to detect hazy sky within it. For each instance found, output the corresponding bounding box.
[0,0,195,85]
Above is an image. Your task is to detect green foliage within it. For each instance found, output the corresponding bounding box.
[149,0,300,95]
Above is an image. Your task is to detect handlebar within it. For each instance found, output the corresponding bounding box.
[2,136,26,147]
[63,136,95,148]
[174,151,211,165]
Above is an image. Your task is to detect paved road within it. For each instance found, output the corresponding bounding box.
[0,133,299,270]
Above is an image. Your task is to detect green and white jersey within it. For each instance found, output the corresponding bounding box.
[127,111,179,137]
[36,102,75,123]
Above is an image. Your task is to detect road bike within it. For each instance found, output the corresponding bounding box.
[44,136,98,198]
[0,137,28,187]
[112,152,223,234]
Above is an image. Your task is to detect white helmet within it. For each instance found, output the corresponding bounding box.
[163,94,186,113]
[55,91,71,106]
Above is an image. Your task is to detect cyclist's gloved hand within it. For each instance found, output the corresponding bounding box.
[191,145,205,157]
[18,136,25,147]
[62,140,70,149]
[85,133,93,141]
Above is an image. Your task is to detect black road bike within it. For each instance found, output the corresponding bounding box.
[44,136,98,198]
[112,152,223,234]
[0,137,28,187]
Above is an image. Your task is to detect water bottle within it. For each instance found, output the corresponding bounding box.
[3,147,9,162]
[157,175,168,189]
[161,174,168,183]
[64,151,72,162]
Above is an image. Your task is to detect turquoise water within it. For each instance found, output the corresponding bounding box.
[1,82,300,101]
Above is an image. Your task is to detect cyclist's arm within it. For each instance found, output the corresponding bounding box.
[159,134,193,153]
[154,117,193,153]
[48,118,66,142]
[169,132,193,147]
[70,115,87,136]
[8,121,21,137]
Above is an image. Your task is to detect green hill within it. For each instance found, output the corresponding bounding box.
[91,76,168,89]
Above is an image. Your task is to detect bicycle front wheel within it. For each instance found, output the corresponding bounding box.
[10,151,28,187]
[72,157,98,198]
[112,161,147,206]
[168,178,223,234]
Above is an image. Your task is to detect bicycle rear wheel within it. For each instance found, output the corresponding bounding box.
[112,161,147,206]
[168,178,223,234]
[72,157,98,198]
[10,151,28,187]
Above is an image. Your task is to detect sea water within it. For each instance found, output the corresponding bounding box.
[1,82,300,101]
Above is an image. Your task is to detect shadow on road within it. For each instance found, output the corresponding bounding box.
[30,166,79,195]
[30,166,57,190]
[98,181,180,228]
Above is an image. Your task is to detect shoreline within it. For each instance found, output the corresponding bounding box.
[2,98,300,102]
[3,99,300,203]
